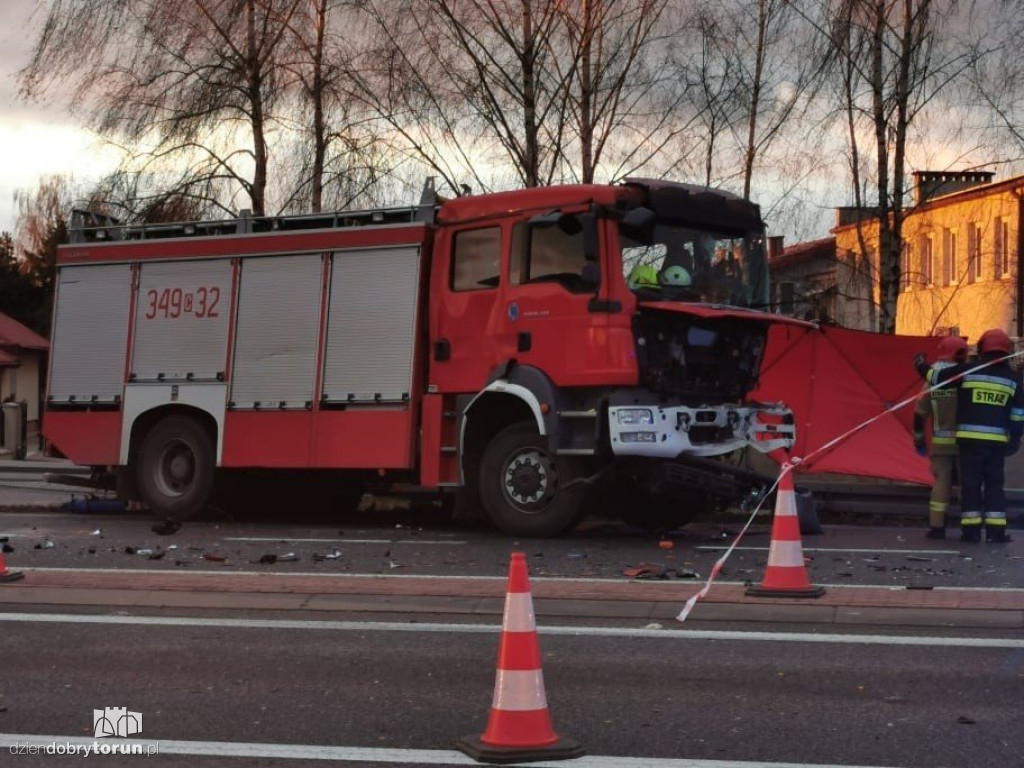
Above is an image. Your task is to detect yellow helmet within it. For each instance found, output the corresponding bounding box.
[628,264,660,287]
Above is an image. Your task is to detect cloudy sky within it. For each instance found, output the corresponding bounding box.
[0,1,120,236]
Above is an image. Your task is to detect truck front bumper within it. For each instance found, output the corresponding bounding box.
[608,403,795,459]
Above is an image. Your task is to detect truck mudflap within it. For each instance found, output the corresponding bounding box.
[608,403,794,458]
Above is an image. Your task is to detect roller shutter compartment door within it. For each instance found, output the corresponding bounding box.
[322,247,421,404]
[49,264,132,403]
[132,260,232,381]
[230,254,323,409]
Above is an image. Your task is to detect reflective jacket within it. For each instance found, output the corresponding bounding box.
[934,359,1024,445]
[913,362,959,455]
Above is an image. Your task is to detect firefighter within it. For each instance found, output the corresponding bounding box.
[913,336,968,539]
[934,328,1023,543]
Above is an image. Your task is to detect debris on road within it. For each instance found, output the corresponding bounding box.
[152,519,182,536]
[658,540,674,550]
[622,563,670,580]
[90,529,102,536]
[33,540,55,550]
[907,555,934,562]
[203,553,227,563]
[253,552,299,565]
[312,549,343,562]
[62,497,127,514]
[676,569,700,579]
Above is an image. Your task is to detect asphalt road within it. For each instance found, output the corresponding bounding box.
[0,505,1021,590]
[0,613,1022,767]
[0,505,1021,767]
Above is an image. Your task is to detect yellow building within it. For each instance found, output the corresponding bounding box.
[832,170,1022,343]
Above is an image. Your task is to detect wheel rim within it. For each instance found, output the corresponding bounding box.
[501,447,558,513]
[152,438,197,498]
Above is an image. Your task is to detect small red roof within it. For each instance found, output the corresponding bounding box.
[770,236,835,271]
[0,312,48,351]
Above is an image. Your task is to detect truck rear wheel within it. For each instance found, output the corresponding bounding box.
[135,415,215,520]
[478,422,583,537]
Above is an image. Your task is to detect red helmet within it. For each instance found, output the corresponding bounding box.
[936,336,968,362]
[977,328,1013,355]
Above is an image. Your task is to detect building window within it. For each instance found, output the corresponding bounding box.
[942,228,957,286]
[967,222,982,284]
[919,235,933,286]
[779,281,795,315]
[900,241,911,290]
[995,218,1011,278]
[451,227,501,291]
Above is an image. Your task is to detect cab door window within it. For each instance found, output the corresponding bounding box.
[451,227,501,291]
[510,217,593,293]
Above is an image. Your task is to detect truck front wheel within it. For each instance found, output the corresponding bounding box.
[135,415,215,520]
[478,422,583,537]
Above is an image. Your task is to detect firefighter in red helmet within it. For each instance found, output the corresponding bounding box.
[913,336,968,539]
[933,328,1023,543]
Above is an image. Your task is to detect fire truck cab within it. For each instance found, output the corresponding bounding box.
[45,179,798,536]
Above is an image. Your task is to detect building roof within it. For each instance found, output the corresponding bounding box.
[769,236,835,271]
[0,348,19,366]
[832,170,1024,234]
[0,312,48,351]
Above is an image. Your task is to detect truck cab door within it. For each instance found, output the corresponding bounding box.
[430,224,514,392]
[500,212,618,386]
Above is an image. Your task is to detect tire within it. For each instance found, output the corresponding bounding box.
[478,422,583,537]
[135,415,215,520]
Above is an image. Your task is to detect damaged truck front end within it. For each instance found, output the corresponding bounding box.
[593,180,803,528]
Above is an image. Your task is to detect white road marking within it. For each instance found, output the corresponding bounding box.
[224,537,467,545]
[0,733,938,767]
[697,546,962,555]
[18,565,1024,592]
[1,612,1021,648]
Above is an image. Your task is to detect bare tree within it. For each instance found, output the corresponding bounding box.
[819,0,977,333]
[552,0,683,183]
[347,0,572,194]
[20,0,304,217]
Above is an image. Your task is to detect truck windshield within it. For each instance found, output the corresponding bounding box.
[620,223,769,308]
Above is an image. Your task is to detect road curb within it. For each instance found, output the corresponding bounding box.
[1,569,1020,630]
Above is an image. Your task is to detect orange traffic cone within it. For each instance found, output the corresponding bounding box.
[0,541,24,583]
[456,552,584,764]
[746,468,824,598]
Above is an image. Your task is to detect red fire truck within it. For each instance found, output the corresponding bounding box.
[45,178,802,536]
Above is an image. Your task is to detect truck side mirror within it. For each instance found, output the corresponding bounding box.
[621,206,655,241]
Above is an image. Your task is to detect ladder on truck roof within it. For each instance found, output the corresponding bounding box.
[68,178,445,244]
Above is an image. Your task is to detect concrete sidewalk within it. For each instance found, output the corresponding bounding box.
[2,568,1021,630]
